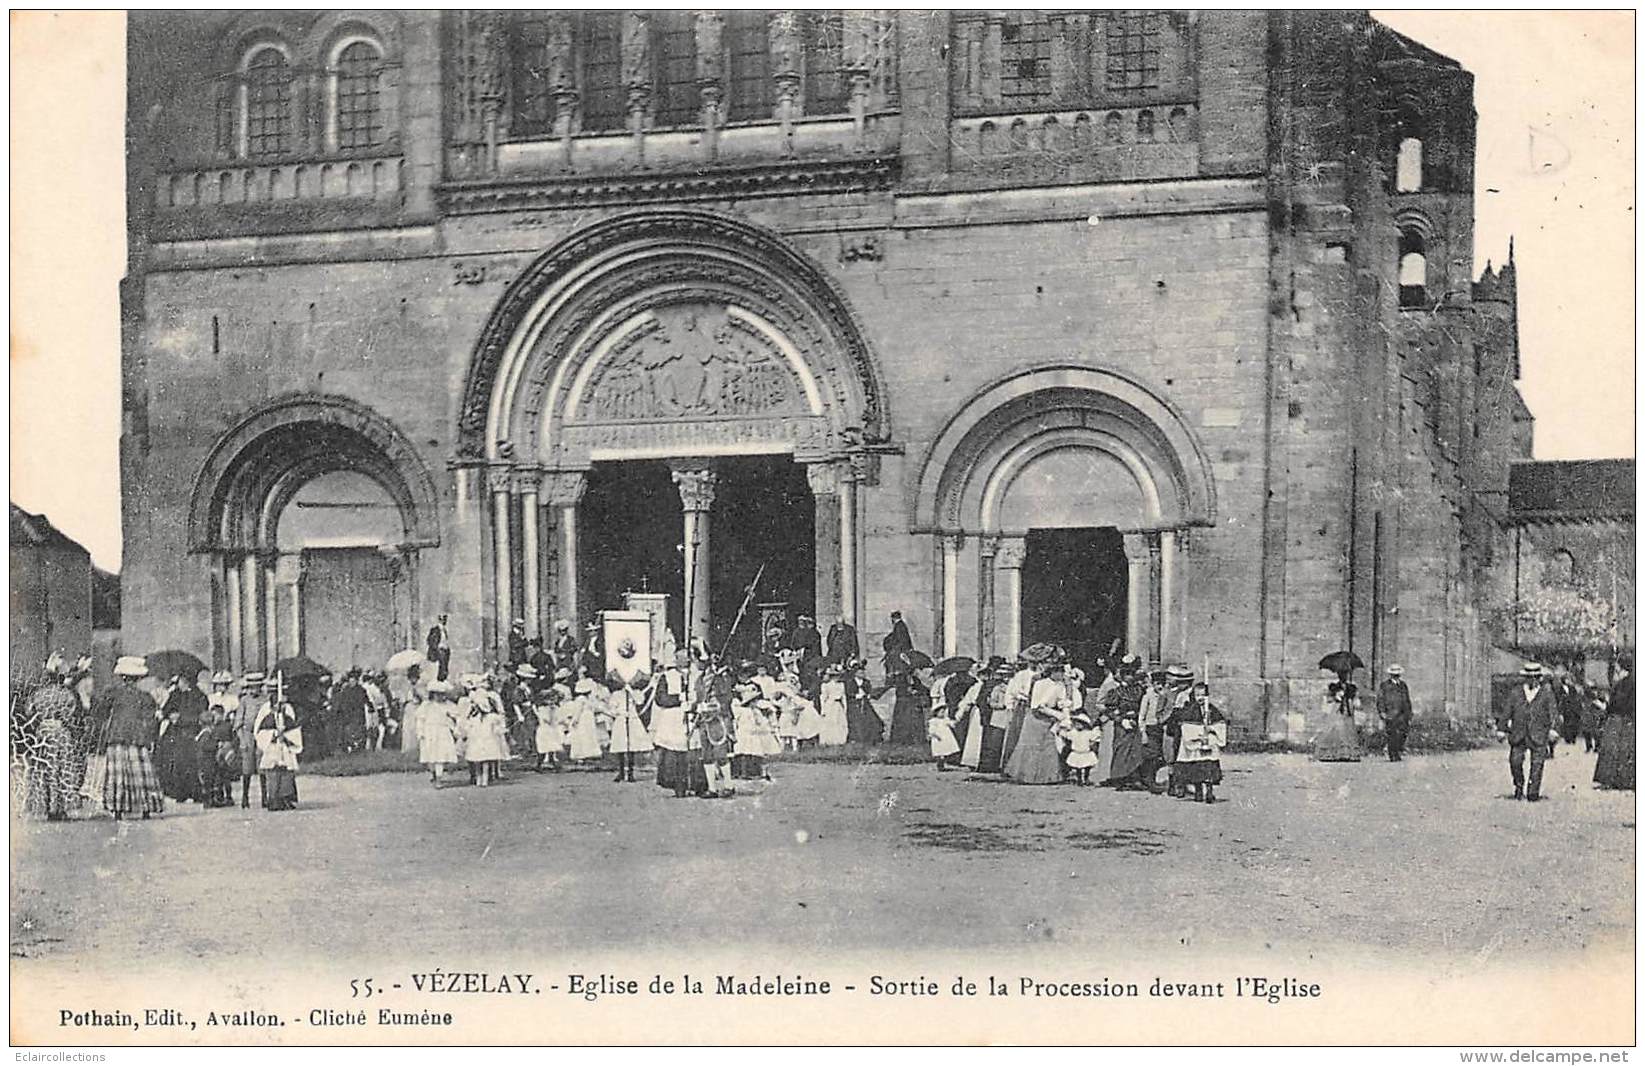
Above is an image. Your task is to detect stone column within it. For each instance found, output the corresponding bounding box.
[276,553,304,658]
[995,536,1026,658]
[622,13,652,161]
[1160,529,1190,665]
[517,469,542,640]
[807,462,842,627]
[241,554,263,674]
[838,468,858,629]
[695,11,725,159]
[225,556,243,675]
[263,554,279,669]
[1122,533,1151,659]
[543,472,587,628]
[843,11,875,141]
[447,460,490,671]
[978,536,999,656]
[475,12,508,175]
[1148,533,1163,664]
[770,11,801,151]
[940,532,963,658]
[670,462,719,645]
[491,483,514,660]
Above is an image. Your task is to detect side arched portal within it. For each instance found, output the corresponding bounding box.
[914,365,1216,661]
[188,393,440,673]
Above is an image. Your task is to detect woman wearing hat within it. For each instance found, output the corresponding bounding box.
[1594,657,1634,791]
[815,662,850,747]
[1311,675,1364,763]
[97,657,165,819]
[1004,660,1076,785]
[155,669,207,802]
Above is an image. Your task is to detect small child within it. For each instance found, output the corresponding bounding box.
[927,699,960,771]
[463,684,509,787]
[1063,713,1100,785]
[534,674,570,772]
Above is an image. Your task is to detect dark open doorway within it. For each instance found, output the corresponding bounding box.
[579,455,813,650]
[1020,527,1128,668]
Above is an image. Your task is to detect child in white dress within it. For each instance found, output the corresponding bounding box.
[927,700,960,771]
[1063,713,1100,786]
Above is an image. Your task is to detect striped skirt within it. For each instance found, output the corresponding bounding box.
[103,744,165,815]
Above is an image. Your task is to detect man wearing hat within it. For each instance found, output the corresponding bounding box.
[1158,664,1196,795]
[1377,665,1413,762]
[551,619,579,675]
[1496,662,1560,801]
[507,618,528,666]
[230,673,266,808]
[426,613,452,682]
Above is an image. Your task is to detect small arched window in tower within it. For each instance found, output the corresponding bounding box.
[333,40,385,152]
[1397,136,1423,192]
[1549,549,1577,586]
[1398,229,1427,309]
[244,46,294,160]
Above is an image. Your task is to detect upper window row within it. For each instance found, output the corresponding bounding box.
[216,34,393,162]
[510,11,870,136]
[953,10,1191,115]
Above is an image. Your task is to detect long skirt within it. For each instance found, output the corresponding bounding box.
[154,728,199,801]
[23,720,84,819]
[1172,758,1223,786]
[999,706,1028,769]
[656,748,709,793]
[104,744,164,815]
[1101,725,1148,785]
[889,690,928,745]
[1594,716,1635,789]
[1003,713,1063,784]
[261,768,299,811]
[976,724,1007,774]
[846,696,884,744]
[1311,714,1363,762]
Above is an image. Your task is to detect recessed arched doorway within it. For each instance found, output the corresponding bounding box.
[187,394,440,674]
[457,209,888,661]
[914,365,1217,666]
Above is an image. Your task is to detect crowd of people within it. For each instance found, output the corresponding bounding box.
[10,610,1635,822]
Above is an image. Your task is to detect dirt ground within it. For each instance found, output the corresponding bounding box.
[10,745,1635,970]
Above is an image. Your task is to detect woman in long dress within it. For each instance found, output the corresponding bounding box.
[416,680,461,785]
[1594,669,1634,790]
[155,674,206,802]
[889,667,933,746]
[1004,663,1075,784]
[21,659,92,821]
[98,657,165,819]
[1311,680,1364,761]
[816,665,850,747]
[1311,680,1364,762]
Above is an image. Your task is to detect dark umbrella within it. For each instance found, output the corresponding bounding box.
[274,655,330,682]
[1318,651,1365,676]
[902,649,935,672]
[933,655,977,678]
[146,650,207,683]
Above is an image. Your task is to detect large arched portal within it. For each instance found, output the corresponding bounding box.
[188,394,440,674]
[914,366,1216,663]
[459,210,888,657]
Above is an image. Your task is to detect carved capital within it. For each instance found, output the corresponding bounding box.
[995,537,1027,570]
[846,451,881,487]
[805,461,840,499]
[1122,533,1151,566]
[669,463,719,512]
[542,471,588,508]
[978,534,1001,560]
[940,532,965,555]
[511,465,544,495]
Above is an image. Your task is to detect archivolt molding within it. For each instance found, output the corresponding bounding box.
[187,393,440,553]
[458,209,890,466]
[914,364,1217,533]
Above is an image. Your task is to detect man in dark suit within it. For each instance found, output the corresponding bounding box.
[426,614,451,681]
[1377,664,1413,762]
[1496,661,1560,802]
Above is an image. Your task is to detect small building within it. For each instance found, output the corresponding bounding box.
[9,504,93,675]
[1498,459,1635,682]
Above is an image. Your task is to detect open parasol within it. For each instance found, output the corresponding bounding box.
[146,650,207,683]
[1318,650,1365,677]
[385,648,429,674]
[902,649,935,672]
[933,655,977,678]
[274,655,331,682]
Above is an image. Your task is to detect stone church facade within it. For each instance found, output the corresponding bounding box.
[122,11,1532,736]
